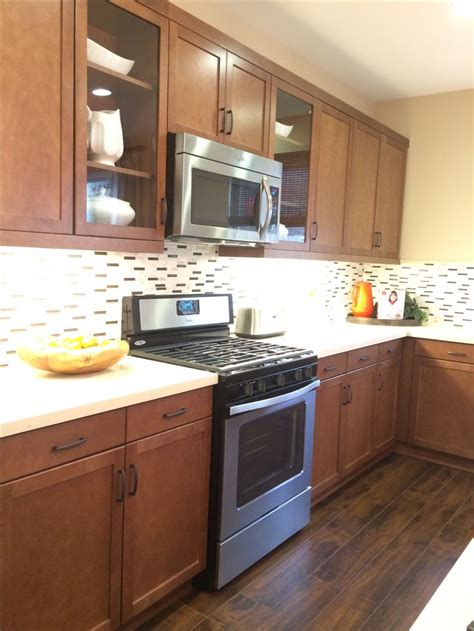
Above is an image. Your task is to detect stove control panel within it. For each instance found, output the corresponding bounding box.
[234,362,317,403]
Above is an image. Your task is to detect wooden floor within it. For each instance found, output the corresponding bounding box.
[139,454,474,630]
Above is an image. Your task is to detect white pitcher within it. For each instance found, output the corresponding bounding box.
[87,107,124,166]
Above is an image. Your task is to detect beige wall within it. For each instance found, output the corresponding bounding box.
[376,90,474,262]
[171,0,375,116]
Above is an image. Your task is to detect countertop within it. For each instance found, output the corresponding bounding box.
[1,356,218,438]
[1,323,471,439]
[262,322,474,358]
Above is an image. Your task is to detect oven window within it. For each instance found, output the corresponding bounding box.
[236,402,305,507]
[191,169,259,231]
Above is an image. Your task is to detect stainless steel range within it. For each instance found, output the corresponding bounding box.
[122,293,319,589]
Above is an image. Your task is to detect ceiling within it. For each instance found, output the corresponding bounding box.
[176,1,474,101]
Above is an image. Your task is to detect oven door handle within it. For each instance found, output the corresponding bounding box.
[228,380,320,417]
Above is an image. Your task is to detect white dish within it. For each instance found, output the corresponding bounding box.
[87,195,135,226]
[87,38,135,76]
[275,121,294,138]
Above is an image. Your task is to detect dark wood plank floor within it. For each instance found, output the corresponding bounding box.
[138,454,474,631]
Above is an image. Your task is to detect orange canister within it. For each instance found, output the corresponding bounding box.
[351,281,374,317]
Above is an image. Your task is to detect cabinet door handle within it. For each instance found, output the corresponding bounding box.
[226,110,234,135]
[377,373,384,391]
[359,355,370,362]
[324,365,337,372]
[164,407,187,419]
[160,197,168,226]
[379,232,383,247]
[129,464,139,496]
[373,232,380,247]
[347,384,353,404]
[219,107,226,133]
[117,470,126,503]
[447,351,468,357]
[342,385,348,406]
[52,437,87,452]
[311,221,318,241]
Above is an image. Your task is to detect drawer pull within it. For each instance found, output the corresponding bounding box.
[359,355,370,362]
[324,365,337,372]
[52,437,87,452]
[387,348,397,354]
[117,470,126,503]
[164,407,188,419]
[129,464,139,496]
[447,352,468,357]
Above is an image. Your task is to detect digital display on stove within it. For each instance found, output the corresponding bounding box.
[176,299,200,316]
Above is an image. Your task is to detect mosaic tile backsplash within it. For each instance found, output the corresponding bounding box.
[0,244,472,367]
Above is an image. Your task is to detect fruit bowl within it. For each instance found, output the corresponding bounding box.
[16,336,129,374]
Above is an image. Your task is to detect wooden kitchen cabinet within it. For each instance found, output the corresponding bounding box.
[311,375,344,498]
[168,24,271,156]
[344,122,381,256]
[0,0,74,234]
[373,138,407,259]
[408,356,474,459]
[0,448,125,631]
[340,364,377,476]
[75,0,169,242]
[122,417,212,621]
[373,357,400,454]
[311,103,352,255]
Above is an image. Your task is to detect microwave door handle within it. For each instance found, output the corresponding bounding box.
[228,380,320,417]
[259,176,272,238]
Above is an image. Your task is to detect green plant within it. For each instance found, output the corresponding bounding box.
[404,292,428,323]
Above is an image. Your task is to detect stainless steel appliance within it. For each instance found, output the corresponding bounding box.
[235,305,287,338]
[122,293,319,589]
[166,133,282,245]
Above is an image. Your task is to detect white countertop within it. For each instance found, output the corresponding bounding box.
[263,322,474,358]
[0,356,218,438]
[1,323,471,439]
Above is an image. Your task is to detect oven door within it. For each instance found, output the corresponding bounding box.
[219,380,318,541]
[172,153,280,244]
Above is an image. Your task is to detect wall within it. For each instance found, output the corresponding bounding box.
[376,89,474,262]
[170,0,375,116]
[1,244,472,368]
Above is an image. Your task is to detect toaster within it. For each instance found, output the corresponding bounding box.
[235,307,287,339]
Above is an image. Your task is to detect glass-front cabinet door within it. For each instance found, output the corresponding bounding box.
[75,0,168,242]
[269,79,317,250]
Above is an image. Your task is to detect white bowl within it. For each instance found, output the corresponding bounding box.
[87,196,135,226]
[275,121,294,138]
[87,38,135,76]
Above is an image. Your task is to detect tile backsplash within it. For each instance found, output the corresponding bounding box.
[0,244,472,367]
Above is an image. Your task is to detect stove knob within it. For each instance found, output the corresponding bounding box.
[276,374,286,387]
[294,369,303,382]
[304,366,314,379]
[243,382,254,397]
[257,379,267,393]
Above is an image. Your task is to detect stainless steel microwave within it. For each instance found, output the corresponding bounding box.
[166,133,282,245]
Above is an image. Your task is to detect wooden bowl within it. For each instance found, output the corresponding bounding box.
[16,338,129,374]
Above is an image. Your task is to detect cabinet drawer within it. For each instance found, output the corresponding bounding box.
[377,339,402,362]
[415,339,474,364]
[318,353,348,380]
[127,387,213,441]
[0,409,126,483]
[347,345,378,372]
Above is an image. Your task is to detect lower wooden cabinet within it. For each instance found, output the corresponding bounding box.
[0,448,125,631]
[339,365,376,476]
[122,418,211,621]
[408,357,474,459]
[373,357,400,454]
[312,346,400,502]
[311,375,344,497]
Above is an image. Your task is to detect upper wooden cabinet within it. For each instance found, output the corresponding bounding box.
[168,24,271,156]
[312,103,352,254]
[344,122,382,256]
[373,138,407,259]
[269,79,317,250]
[75,0,169,242]
[0,0,74,234]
